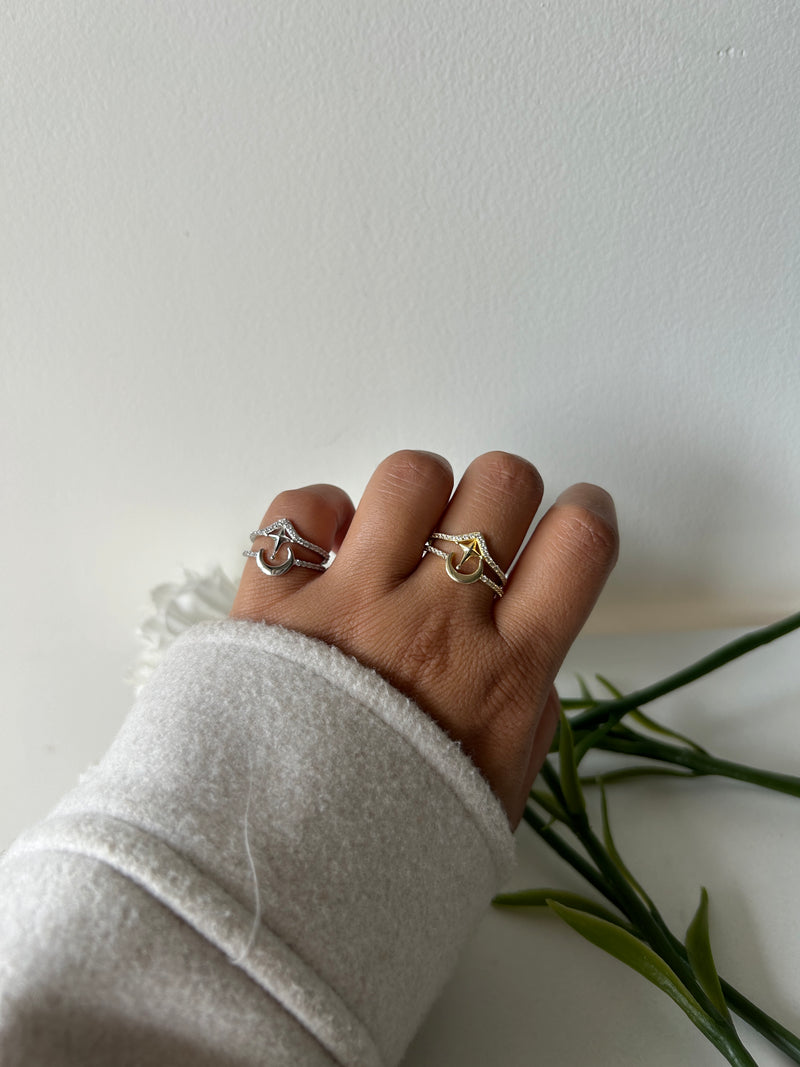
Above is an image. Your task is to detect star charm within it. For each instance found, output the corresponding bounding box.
[454,537,484,574]
[267,524,293,560]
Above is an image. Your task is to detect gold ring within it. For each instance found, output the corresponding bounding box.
[423,531,507,596]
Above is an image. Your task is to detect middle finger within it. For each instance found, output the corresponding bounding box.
[332,450,455,587]
[414,452,544,610]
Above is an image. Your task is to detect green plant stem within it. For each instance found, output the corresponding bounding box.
[523,803,800,1063]
[568,812,724,1017]
[568,611,800,735]
[530,774,728,1023]
[524,614,800,1061]
[719,981,800,1063]
[536,763,729,1007]
[588,734,800,798]
[532,802,756,1064]
[657,921,800,1062]
[522,804,618,904]
[580,765,699,786]
[538,757,571,814]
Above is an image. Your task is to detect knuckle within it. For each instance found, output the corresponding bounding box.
[479,452,542,503]
[269,488,306,514]
[554,503,620,570]
[379,450,452,493]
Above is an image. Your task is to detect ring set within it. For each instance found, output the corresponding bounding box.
[244,518,508,596]
[422,531,507,596]
[243,519,331,576]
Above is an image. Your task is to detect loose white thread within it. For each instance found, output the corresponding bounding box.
[229,753,262,964]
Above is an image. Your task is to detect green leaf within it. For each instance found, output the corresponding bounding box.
[628,709,711,755]
[580,765,698,786]
[686,888,731,1022]
[576,674,596,704]
[595,674,710,754]
[493,888,634,930]
[572,720,618,764]
[546,901,725,1047]
[529,788,568,823]
[558,709,586,813]
[548,905,760,1065]
[560,697,596,710]
[599,785,655,909]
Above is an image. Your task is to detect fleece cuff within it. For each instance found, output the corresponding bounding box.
[10,620,515,1066]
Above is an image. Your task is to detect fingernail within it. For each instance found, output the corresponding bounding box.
[555,483,617,526]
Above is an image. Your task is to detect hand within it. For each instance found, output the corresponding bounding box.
[231,450,619,828]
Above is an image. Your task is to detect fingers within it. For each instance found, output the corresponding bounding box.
[231,483,355,620]
[496,482,619,672]
[332,451,454,584]
[334,450,543,609]
[414,452,544,607]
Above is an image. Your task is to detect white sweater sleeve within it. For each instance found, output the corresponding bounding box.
[0,619,515,1067]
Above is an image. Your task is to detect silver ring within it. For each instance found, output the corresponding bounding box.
[243,518,331,576]
[423,531,507,597]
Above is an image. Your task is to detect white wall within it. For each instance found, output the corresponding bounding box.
[2,2,799,835]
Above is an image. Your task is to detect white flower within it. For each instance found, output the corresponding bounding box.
[129,565,237,693]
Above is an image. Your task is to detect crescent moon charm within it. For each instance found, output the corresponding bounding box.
[424,530,507,596]
[256,545,295,577]
[445,549,484,585]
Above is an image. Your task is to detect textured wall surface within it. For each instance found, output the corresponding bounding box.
[1,3,799,832]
